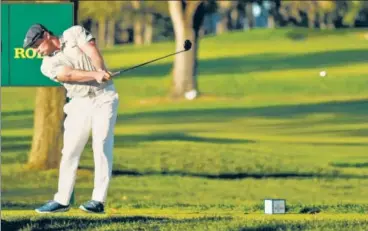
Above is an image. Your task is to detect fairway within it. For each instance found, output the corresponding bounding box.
[2,29,368,230]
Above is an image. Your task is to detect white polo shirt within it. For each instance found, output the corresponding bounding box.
[40,25,112,98]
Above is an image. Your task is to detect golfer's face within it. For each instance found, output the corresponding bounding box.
[32,37,53,56]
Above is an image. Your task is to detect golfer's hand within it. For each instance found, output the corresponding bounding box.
[105,71,113,80]
[101,70,112,81]
[94,70,111,83]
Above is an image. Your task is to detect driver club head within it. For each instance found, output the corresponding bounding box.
[184,40,192,51]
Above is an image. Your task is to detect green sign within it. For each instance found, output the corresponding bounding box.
[1,2,74,86]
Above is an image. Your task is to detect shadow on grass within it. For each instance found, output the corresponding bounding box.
[346,129,368,137]
[113,132,255,147]
[78,166,367,180]
[2,110,34,130]
[108,49,368,78]
[119,99,368,125]
[238,224,312,231]
[1,136,31,142]
[1,143,31,152]
[4,130,367,155]
[2,135,32,153]
[330,162,368,168]
[239,220,368,231]
[1,216,168,231]
[294,141,368,147]
[1,136,33,153]
[3,99,368,131]
[1,132,253,153]
[3,99,368,152]
[3,99,368,151]
[1,216,231,231]
[1,201,42,211]
[240,225,295,231]
[2,110,33,117]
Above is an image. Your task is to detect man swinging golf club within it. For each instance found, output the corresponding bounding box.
[23,23,119,214]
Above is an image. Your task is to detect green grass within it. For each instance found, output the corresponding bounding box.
[2,211,368,231]
[2,28,368,230]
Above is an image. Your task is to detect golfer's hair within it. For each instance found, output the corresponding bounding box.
[44,29,54,36]
[40,25,54,37]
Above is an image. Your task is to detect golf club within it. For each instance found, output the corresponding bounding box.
[110,40,192,77]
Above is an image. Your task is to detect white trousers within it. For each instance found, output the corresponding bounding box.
[54,85,119,205]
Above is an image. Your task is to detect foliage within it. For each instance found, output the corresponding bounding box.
[79,1,124,22]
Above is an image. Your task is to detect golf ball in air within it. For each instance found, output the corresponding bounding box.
[319,71,327,77]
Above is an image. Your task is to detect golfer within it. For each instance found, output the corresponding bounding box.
[23,23,119,214]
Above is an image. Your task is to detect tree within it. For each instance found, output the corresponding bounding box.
[27,0,68,170]
[131,0,144,45]
[80,1,168,46]
[129,1,169,45]
[168,0,206,99]
[216,1,233,34]
[141,1,169,45]
[79,1,123,48]
[245,0,255,29]
[279,1,303,25]
[263,0,279,29]
[303,1,318,28]
[342,0,365,27]
[28,88,66,169]
[317,1,337,29]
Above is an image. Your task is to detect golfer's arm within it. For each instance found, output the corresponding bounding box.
[80,40,107,71]
[56,66,97,83]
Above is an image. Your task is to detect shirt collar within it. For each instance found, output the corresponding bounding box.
[49,36,66,57]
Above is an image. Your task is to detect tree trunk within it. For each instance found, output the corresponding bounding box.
[98,16,106,48]
[230,8,239,30]
[308,12,316,28]
[307,1,317,29]
[169,0,203,98]
[268,15,275,28]
[27,87,66,170]
[132,0,144,46]
[308,17,315,28]
[216,1,232,34]
[326,13,335,29]
[216,13,229,34]
[106,18,115,47]
[245,2,254,29]
[144,14,154,45]
[318,12,327,29]
[169,0,187,97]
[133,19,144,45]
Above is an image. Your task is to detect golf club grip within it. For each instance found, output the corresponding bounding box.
[111,49,187,77]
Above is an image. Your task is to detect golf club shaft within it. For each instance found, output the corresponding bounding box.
[111,49,187,77]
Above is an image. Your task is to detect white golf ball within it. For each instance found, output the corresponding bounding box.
[185,89,198,100]
[319,71,327,77]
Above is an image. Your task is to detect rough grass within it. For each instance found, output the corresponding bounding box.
[2,28,368,230]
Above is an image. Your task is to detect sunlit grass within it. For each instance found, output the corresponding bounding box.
[2,28,368,230]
